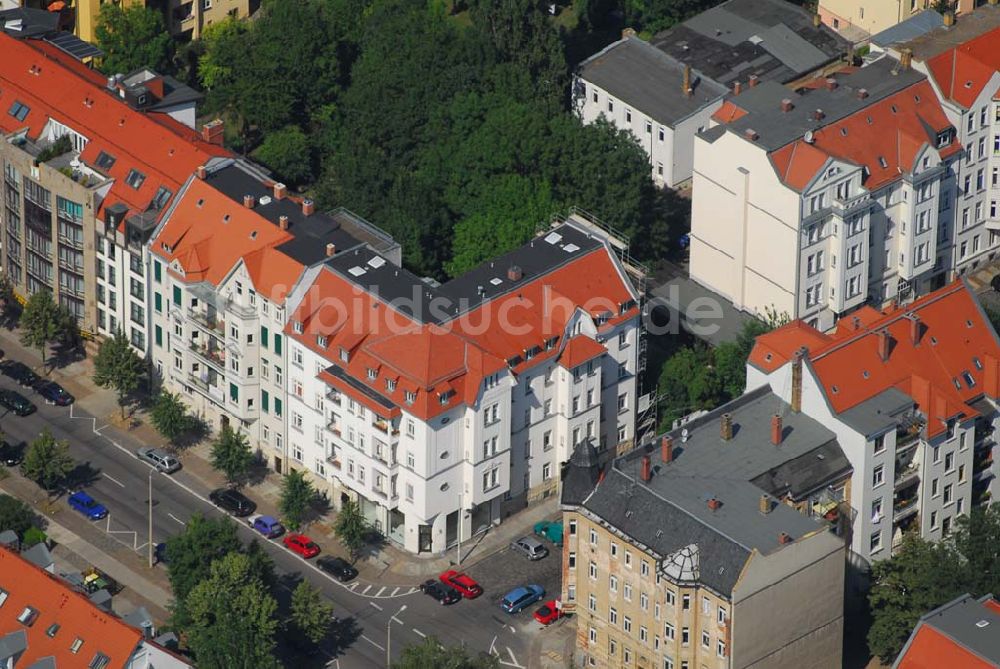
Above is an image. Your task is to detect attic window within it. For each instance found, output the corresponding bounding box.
[930,336,938,345]
[878,156,889,169]
[89,652,110,669]
[7,101,29,121]
[222,214,230,223]
[0,589,7,607]
[293,321,303,334]
[94,151,116,170]
[386,378,396,392]
[963,371,976,388]
[914,94,921,103]
[862,370,870,379]
[966,319,974,328]
[954,378,962,390]
[125,169,146,190]
[840,128,848,136]
[404,390,416,404]
[831,385,839,393]
[367,368,377,380]
[196,198,204,207]
[249,231,257,240]
[974,356,983,370]
[316,335,327,348]
[890,105,898,114]
[17,606,38,626]
[545,336,558,350]
[765,353,773,362]
[439,392,450,405]
[46,623,60,637]
[70,638,84,653]
[339,347,349,362]
[866,116,873,124]
[965,81,973,88]
[151,186,171,210]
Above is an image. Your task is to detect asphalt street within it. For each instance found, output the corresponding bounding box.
[0,362,557,668]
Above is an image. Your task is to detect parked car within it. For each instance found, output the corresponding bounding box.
[209,488,256,516]
[317,556,358,582]
[0,389,35,416]
[247,514,284,539]
[154,542,169,565]
[0,440,25,466]
[283,533,321,558]
[137,446,181,473]
[510,536,548,561]
[33,380,74,406]
[0,361,38,387]
[420,579,461,605]
[533,520,564,546]
[500,585,545,614]
[533,600,565,625]
[438,569,483,599]
[68,491,108,520]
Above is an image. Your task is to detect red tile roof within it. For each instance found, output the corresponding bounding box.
[769,80,958,191]
[898,625,995,669]
[750,280,1000,437]
[897,595,1000,669]
[925,28,1000,109]
[711,100,749,124]
[0,547,142,667]
[0,33,227,220]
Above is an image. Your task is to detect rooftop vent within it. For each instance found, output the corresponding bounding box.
[824,77,837,91]
[243,194,255,209]
[273,182,287,200]
[279,215,289,231]
[857,88,869,100]
[325,243,336,258]
[976,619,990,628]
[258,195,272,206]
[489,277,502,286]
[348,266,367,277]
[507,264,523,281]
[743,128,759,141]
[544,231,562,245]
[367,256,386,269]
[780,98,794,112]
[720,412,733,441]
[759,494,772,514]
[812,109,825,121]
[707,497,722,511]
[778,532,793,545]
[563,243,580,253]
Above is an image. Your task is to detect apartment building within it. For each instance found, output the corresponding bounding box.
[894,593,1000,668]
[819,0,933,40]
[691,56,960,330]
[70,0,260,43]
[748,280,1000,564]
[148,158,398,473]
[561,388,847,669]
[0,29,225,337]
[573,0,848,188]
[282,216,643,554]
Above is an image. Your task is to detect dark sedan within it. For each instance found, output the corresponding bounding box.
[419,579,461,605]
[0,361,38,387]
[0,440,24,466]
[33,380,74,406]
[316,556,358,582]
[208,487,256,516]
[0,389,35,416]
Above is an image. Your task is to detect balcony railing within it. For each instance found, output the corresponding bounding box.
[326,455,342,469]
[894,463,920,489]
[896,430,920,450]
[226,299,257,320]
[187,372,225,405]
[893,495,919,523]
[189,342,226,371]
[187,307,225,336]
[327,420,342,437]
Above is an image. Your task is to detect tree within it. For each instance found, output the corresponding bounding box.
[22,526,47,548]
[54,303,81,350]
[20,290,61,372]
[251,125,313,186]
[280,469,315,531]
[183,552,280,669]
[150,391,193,445]
[0,494,37,538]
[951,506,1000,597]
[22,428,74,492]
[290,581,333,648]
[656,345,719,430]
[95,4,173,76]
[165,513,241,610]
[93,330,144,418]
[210,424,254,486]
[333,498,368,557]
[393,637,499,668]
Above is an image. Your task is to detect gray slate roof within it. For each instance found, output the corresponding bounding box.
[0,630,26,662]
[20,543,53,571]
[895,4,1000,60]
[897,593,1000,666]
[870,10,944,49]
[561,440,602,506]
[837,387,913,437]
[578,37,728,127]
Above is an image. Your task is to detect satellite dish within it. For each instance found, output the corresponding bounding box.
[804,130,815,144]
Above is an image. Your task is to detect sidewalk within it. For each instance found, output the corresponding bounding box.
[0,326,564,585]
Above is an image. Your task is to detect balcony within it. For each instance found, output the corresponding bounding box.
[187,372,225,406]
[893,494,919,523]
[189,342,226,372]
[187,307,225,337]
[326,454,342,469]
[226,299,257,320]
[894,463,920,489]
[327,419,342,437]
[896,429,921,451]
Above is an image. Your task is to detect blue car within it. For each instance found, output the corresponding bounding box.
[34,380,74,406]
[68,491,108,520]
[501,585,545,614]
[247,514,284,539]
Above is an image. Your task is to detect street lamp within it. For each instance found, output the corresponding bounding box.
[147,469,154,568]
[386,604,406,667]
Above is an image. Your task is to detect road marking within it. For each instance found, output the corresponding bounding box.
[362,584,371,595]
[498,647,526,669]
[509,626,516,634]
[390,587,399,597]
[369,602,383,612]
[489,635,498,656]
[349,582,358,590]
[360,635,385,651]
[101,472,125,488]
[412,628,426,638]
[325,660,340,668]
[375,586,386,597]
[167,513,186,526]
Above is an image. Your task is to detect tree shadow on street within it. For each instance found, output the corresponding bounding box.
[171,416,210,452]
[65,461,102,490]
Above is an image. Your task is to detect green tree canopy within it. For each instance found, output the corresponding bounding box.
[279,469,315,531]
[20,290,62,372]
[165,513,241,613]
[95,4,174,75]
[0,494,38,538]
[182,552,280,669]
[93,330,144,418]
[150,391,193,445]
[333,497,368,558]
[393,637,499,668]
[251,125,313,186]
[290,580,333,647]
[22,428,74,492]
[209,424,254,486]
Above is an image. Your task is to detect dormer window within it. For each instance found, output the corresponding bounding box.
[125,168,145,190]
[293,321,303,334]
[545,337,558,350]
[404,390,416,405]
[339,347,349,363]
[386,379,396,392]
[89,652,110,669]
[938,130,952,148]
[17,606,38,626]
[367,368,377,380]
[316,335,327,348]
[439,391,450,406]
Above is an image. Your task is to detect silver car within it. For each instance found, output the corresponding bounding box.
[510,536,548,561]
[137,446,181,473]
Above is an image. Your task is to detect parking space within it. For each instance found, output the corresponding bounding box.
[465,540,563,610]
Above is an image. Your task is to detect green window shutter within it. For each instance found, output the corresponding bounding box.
[262,390,269,413]
[154,325,162,347]
[274,333,282,356]
[230,383,238,402]
[261,326,269,349]
[173,286,181,306]
[154,292,162,313]
[274,398,282,417]
[154,261,162,283]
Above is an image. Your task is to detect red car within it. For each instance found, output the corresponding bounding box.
[283,533,320,559]
[439,569,483,599]
[533,600,564,625]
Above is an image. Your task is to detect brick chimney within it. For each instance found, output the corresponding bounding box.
[661,435,674,464]
[243,194,255,209]
[812,13,821,27]
[908,313,921,346]
[733,81,742,96]
[812,108,825,121]
[195,165,207,180]
[743,128,759,141]
[780,98,794,112]
[720,413,733,441]
[748,74,759,88]
[279,215,289,230]
[507,265,523,281]
[759,494,772,514]
[825,77,837,91]
[943,11,954,27]
[877,328,892,362]
[900,48,913,70]
[640,455,652,482]
[201,119,224,146]
[857,88,869,100]
[273,182,287,200]
[778,532,793,545]
[326,243,336,258]
[771,414,783,445]
[791,347,805,413]
[682,64,692,97]
[708,497,722,511]
[302,199,315,216]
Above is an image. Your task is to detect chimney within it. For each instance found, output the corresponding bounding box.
[507,265,523,281]
[825,77,837,91]
[908,313,921,346]
[812,108,825,121]
[778,532,793,545]
[682,64,692,97]
[791,347,805,413]
[900,48,913,70]
[201,119,224,146]
[302,198,315,216]
[780,98,794,112]
[748,74,759,88]
[733,81,742,96]
[812,13,821,28]
[661,435,674,463]
[943,11,954,27]
[622,27,636,39]
[720,413,733,441]
[279,215,289,230]
[771,414,783,445]
[195,165,207,180]
[640,455,652,482]
[759,494,772,514]
[325,243,336,258]
[743,128,759,141]
[707,497,722,511]
[857,88,869,100]
[243,194,255,209]
[877,328,892,362]
[273,182,287,200]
